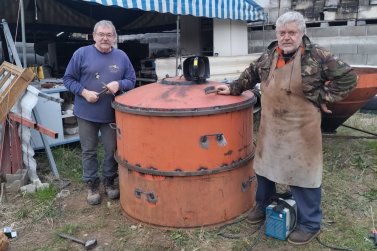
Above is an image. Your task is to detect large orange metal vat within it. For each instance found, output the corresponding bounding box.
[321,66,377,132]
[113,77,257,228]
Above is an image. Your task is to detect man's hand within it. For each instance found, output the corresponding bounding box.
[321,81,333,113]
[81,89,99,103]
[320,103,332,114]
[105,81,120,95]
[215,84,231,95]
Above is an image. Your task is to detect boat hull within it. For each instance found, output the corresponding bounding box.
[321,66,377,133]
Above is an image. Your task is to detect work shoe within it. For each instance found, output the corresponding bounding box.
[86,181,101,205]
[288,229,320,245]
[103,179,120,200]
[247,208,265,224]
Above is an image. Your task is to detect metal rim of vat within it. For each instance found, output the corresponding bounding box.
[112,96,257,116]
[114,147,255,177]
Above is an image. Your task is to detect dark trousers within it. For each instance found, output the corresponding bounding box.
[77,117,118,184]
[256,174,322,232]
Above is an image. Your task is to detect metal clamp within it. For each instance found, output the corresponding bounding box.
[134,188,158,204]
[242,175,256,192]
[115,149,255,177]
[199,133,227,149]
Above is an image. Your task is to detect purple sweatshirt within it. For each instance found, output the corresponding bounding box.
[63,45,136,123]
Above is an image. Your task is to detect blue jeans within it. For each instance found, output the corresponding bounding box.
[77,117,117,183]
[256,175,322,232]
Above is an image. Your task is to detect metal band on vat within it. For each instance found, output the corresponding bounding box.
[115,148,255,177]
[112,96,257,116]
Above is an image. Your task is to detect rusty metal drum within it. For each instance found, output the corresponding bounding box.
[113,77,257,228]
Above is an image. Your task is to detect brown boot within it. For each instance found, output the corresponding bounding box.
[288,229,320,245]
[86,181,101,205]
[247,208,265,224]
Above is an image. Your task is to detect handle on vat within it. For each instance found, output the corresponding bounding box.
[241,176,256,192]
[199,133,227,149]
[134,188,158,204]
[109,123,121,138]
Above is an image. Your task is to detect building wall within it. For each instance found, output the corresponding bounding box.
[248,25,377,65]
[248,0,377,66]
[259,0,377,24]
[213,19,248,56]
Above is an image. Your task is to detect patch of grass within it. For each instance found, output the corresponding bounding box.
[16,206,30,219]
[231,239,252,251]
[52,144,83,182]
[29,185,58,202]
[34,247,54,251]
[351,154,370,170]
[14,185,62,224]
[366,140,377,149]
[320,223,374,251]
[35,142,106,183]
[52,224,82,250]
[320,130,377,251]
[34,143,82,182]
[114,224,138,245]
[170,230,190,247]
[364,188,377,201]
[85,213,109,230]
[57,223,81,235]
[114,225,135,237]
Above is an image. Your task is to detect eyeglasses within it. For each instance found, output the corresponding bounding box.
[96,33,114,39]
[276,31,300,38]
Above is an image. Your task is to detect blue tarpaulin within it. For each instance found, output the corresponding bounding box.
[83,0,264,21]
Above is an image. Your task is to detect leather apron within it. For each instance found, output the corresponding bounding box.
[254,49,323,188]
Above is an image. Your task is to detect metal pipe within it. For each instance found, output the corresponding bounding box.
[20,0,27,67]
[175,15,180,76]
[1,19,22,67]
[262,18,265,49]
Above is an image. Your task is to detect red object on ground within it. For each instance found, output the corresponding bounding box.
[0,120,22,174]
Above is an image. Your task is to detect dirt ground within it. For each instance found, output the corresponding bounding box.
[2,157,375,251]
[1,112,377,251]
[2,180,172,251]
[2,177,276,251]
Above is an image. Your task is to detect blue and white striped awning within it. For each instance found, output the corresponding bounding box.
[83,0,264,21]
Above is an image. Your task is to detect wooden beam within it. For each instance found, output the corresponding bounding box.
[8,112,58,139]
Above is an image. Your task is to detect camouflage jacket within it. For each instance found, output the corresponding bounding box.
[229,35,357,107]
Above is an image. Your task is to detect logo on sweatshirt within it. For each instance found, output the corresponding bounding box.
[109,64,119,73]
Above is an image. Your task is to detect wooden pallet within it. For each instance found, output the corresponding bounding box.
[0,61,34,122]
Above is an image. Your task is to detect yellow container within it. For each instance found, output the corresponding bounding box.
[37,66,44,79]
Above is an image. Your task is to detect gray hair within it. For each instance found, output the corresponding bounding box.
[276,11,306,34]
[93,20,118,37]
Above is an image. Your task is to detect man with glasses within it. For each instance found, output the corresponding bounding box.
[64,20,136,205]
[215,11,357,245]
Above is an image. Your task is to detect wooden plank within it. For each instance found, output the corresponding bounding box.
[8,112,58,139]
[0,62,35,122]
[0,122,9,174]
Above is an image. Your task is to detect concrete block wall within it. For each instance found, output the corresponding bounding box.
[248,25,377,66]
[261,0,377,24]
